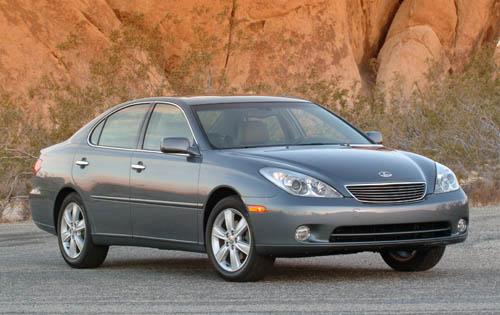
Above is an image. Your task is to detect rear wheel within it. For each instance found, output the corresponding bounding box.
[380,246,446,271]
[57,193,108,268]
[206,196,275,282]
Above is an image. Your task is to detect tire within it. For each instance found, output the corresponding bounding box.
[380,246,446,272]
[205,196,275,282]
[57,192,108,268]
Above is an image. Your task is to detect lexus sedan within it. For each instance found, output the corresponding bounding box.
[30,96,468,281]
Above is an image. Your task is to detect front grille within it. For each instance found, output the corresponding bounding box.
[329,221,451,243]
[346,182,426,203]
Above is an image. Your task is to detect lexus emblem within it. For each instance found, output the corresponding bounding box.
[378,171,392,178]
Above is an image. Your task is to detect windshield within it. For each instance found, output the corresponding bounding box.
[193,102,371,149]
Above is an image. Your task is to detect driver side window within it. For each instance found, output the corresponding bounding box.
[143,104,194,151]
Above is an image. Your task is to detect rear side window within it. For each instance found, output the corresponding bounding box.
[97,104,150,149]
[143,104,193,151]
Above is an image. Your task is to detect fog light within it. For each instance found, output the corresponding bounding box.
[295,226,311,241]
[457,219,467,234]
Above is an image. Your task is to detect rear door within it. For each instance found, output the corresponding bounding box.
[130,103,201,243]
[73,103,151,237]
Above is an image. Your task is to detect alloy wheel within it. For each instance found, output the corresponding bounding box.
[60,202,86,259]
[211,208,251,272]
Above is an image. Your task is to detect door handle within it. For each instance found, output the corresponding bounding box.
[75,159,89,168]
[131,163,146,172]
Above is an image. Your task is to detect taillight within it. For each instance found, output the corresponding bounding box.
[33,158,42,175]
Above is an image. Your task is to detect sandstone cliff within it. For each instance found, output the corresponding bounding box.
[0,0,498,100]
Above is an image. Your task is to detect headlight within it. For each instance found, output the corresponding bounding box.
[259,167,342,198]
[434,162,460,193]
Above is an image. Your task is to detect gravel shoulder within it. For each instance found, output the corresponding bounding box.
[0,206,499,314]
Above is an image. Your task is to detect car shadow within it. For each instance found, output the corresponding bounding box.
[98,255,453,282]
[102,256,210,270]
[268,263,402,282]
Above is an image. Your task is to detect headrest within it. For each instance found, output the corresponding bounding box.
[238,121,269,146]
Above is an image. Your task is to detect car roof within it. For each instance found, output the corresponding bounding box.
[126,95,310,106]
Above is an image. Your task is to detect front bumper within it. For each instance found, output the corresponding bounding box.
[242,189,469,257]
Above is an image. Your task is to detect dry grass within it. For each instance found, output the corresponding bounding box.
[463,181,500,207]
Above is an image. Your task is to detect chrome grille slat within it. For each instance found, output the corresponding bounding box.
[352,192,424,198]
[348,187,425,192]
[351,190,425,195]
[348,188,425,192]
[345,182,426,204]
[348,191,425,195]
[352,197,423,201]
[348,185,424,189]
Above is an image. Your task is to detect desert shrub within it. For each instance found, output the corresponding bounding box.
[0,21,498,220]
[0,91,48,216]
[32,13,171,142]
[166,25,222,95]
[0,13,170,218]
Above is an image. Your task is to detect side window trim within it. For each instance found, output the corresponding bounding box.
[89,118,106,145]
[96,118,106,145]
[138,104,156,150]
[87,101,198,153]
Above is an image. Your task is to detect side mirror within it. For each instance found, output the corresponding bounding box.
[160,137,200,156]
[366,131,383,144]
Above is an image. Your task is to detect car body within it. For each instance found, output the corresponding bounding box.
[30,96,468,281]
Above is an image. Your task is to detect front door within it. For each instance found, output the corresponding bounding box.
[130,104,201,243]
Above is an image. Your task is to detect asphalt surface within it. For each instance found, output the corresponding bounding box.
[0,206,499,314]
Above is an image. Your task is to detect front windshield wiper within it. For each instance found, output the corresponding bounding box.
[291,143,350,146]
[222,143,351,149]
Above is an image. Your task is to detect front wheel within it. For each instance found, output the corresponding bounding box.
[57,193,108,268]
[206,196,275,282]
[380,246,446,272]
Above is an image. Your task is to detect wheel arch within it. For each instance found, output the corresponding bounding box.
[202,185,243,237]
[53,186,80,232]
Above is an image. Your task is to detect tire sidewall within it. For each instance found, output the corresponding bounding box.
[57,193,93,266]
[205,196,259,280]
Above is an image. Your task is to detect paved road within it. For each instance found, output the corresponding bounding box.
[1,206,499,314]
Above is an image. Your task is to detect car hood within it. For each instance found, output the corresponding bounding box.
[225,145,436,194]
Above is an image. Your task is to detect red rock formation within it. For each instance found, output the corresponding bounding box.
[0,0,498,101]
[0,0,120,93]
[376,0,499,96]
